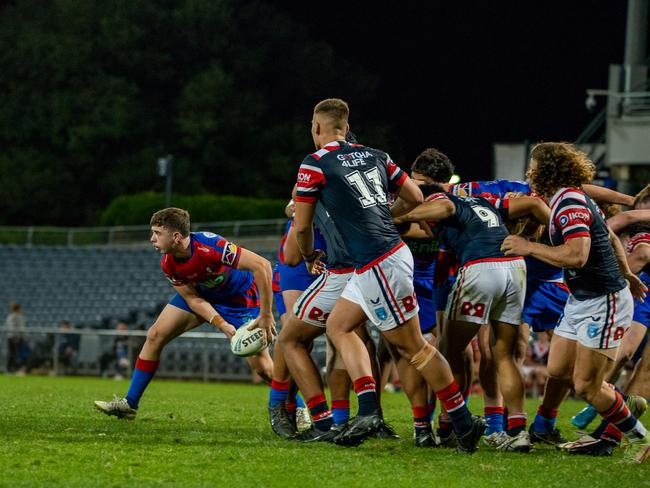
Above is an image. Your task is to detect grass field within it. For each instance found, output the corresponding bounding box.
[1,375,648,487]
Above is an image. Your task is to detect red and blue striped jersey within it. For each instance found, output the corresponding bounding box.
[295,140,407,268]
[549,187,625,300]
[161,232,254,302]
[450,179,531,203]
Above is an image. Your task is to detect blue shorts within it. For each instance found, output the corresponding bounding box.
[274,291,286,316]
[414,278,435,333]
[434,276,456,313]
[633,298,650,327]
[169,294,260,329]
[633,273,650,327]
[279,263,317,292]
[523,281,569,333]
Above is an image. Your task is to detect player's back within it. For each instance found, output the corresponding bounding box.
[296,140,406,268]
[425,191,510,266]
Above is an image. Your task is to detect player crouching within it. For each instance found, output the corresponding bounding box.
[94,207,275,419]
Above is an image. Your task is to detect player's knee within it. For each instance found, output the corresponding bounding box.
[573,377,599,402]
[409,342,438,371]
[146,327,164,348]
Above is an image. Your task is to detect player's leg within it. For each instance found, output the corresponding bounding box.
[382,316,484,454]
[490,319,529,451]
[326,342,352,428]
[94,302,201,418]
[477,323,505,442]
[627,330,650,397]
[436,318,480,446]
[267,289,304,437]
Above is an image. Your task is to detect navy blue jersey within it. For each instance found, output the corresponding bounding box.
[425,192,510,266]
[295,139,407,268]
[549,187,626,300]
[313,202,354,271]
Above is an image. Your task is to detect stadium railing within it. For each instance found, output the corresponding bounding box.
[0,218,287,246]
[0,327,327,382]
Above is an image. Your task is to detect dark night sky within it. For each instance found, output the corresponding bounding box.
[282,1,630,180]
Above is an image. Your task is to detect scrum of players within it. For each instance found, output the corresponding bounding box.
[95,98,650,463]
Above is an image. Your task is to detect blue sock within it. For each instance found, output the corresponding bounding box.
[268,380,289,408]
[125,357,159,409]
[332,400,350,425]
[295,394,306,409]
[484,406,505,435]
[532,405,558,433]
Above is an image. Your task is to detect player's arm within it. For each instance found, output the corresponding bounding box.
[235,248,276,343]
[627,243,650,275]
[283,223,302,266]
[396,195,456,224]
[294,201,326,275]
[606,210,650,233]
[501,235,591,268]
[583,184,634,207]
[609,227,647,301]
[505,196,550,225]
[391,177,424,218]
[174,284,237,339]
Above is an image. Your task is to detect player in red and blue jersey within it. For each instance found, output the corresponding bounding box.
[294,99,484,452]
[95,207,276,419]
[502,142,650,463]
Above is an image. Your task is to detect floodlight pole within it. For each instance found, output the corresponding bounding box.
[157,155,174,208]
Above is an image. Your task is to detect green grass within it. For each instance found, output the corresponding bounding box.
[0,375,648,487]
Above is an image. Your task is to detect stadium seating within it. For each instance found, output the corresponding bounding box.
[0,244,311,380]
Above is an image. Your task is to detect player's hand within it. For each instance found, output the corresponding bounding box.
[304,249,326,275]
[625,272,648,302]
[220,323,237,340]
[248,314,277,345]
[501,235,531,257]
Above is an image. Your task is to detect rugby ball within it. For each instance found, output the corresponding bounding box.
[230,320,268,357]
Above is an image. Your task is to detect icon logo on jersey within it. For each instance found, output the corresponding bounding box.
[375,307,388,321]
[222,242,238,266]
[587,323,600,338]
[559,215,569,227]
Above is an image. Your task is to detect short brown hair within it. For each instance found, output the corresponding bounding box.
[314,98,349,130]
[527,142,595,197]
[150,208,190,236]
[634,184,650,209]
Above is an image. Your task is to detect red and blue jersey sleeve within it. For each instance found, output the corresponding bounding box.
[554,198,592,242]
[194,232,243,268]
[295,156,326,203]
[386,155,407,193]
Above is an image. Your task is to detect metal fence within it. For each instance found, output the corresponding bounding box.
[0,218,287,246]
[0,327,327,382]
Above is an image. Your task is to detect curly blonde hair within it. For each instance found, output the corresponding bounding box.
[527,142,595,198]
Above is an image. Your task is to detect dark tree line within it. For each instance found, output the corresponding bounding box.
[0,0,393,225]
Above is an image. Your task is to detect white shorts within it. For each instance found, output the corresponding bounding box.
[555,287,634,357]
[293,269,353,328]
[446,258,526,326]
[341,243,419,332]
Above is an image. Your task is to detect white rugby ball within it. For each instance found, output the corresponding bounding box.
[230,320,268,357]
